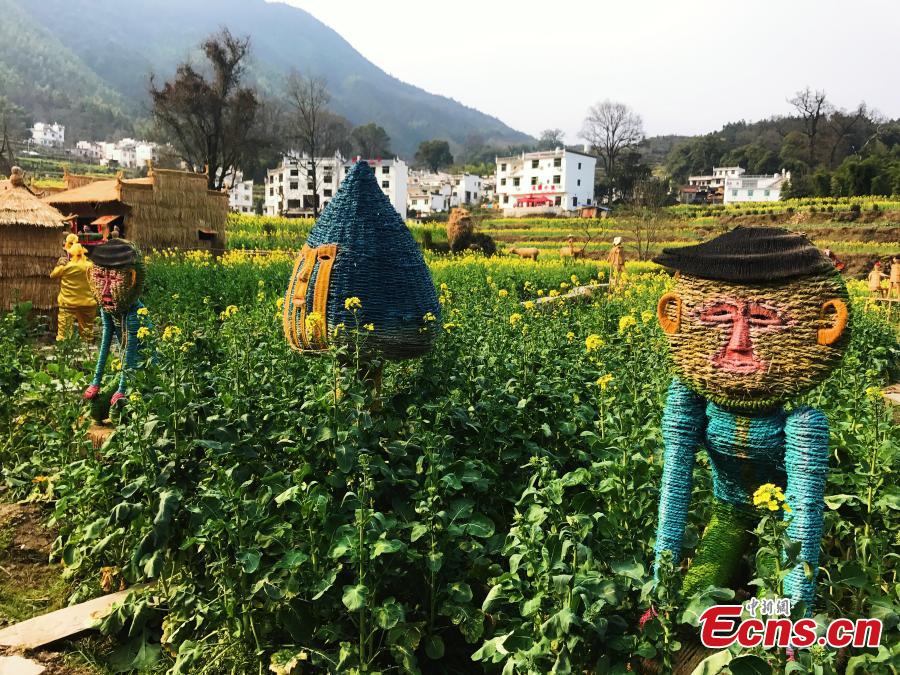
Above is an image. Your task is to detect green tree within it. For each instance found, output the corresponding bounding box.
[537,128,565,150]
[415,140,454,172]
[351,123,392,158]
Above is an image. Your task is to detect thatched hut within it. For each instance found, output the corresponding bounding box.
[0,167,66,312]
[45,167,228,251]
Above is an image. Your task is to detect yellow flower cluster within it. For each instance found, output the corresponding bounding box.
[344,297,362,311]
[753,483,791,512]
[219,305,239,320]
[162,325,182,342]
[585,334,604,353]
[305,311,325,338]
[498,289,509,298]
[618,315,637,333]
[596,373,614,390]
[136,326,151,340]
[422,312,436,322]
[509,313,523,327]
[523,301,536,310]
[136,307,149,317]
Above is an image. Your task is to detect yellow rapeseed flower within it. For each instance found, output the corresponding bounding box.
[509,313,523,326]
[423,312,436,322]
[596,373,614,390]
[752,483,790,512]
[641,310,654,324]
[363,323,375,331]
[585,334,604,352]
[344,297,362,311]
[618,315,637,333]
[305,311,325,338]
[162,325,182,341]
[523,301,536,310]
[136,326,151,340]
[136,307,149,316]
[549,290,560,297]
[275,296,285,309]
[498,289,509,298]
[570,274,579,285]
[566,331,575,342]
[219,305,239,320]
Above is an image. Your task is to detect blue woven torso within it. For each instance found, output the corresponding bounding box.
[704,403,787,506]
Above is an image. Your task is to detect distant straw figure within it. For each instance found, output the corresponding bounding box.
[50,236,96,341]
[868,261,887,297]
[559,235,584,262]
[890,257,900,299]
[607,236,625,286]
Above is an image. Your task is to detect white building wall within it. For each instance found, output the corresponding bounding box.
[495,149,596,214]
[723,171,790,203]
[31,122,65,147]
[356,158,407,219]
[265,154,347,216]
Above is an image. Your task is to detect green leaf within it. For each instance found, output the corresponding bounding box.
[688,649,732,675]
[447,582,473,604]
[410,522,428,542]
[541,608,574,639]
[237,549,261,574]
[342,584,369,611]
[424,634,444,660]
[466,513,495,538]
[611,559,645,581]
[373,539,405,557]
[143,550,164,578]
[521,594,543,617]
[728,654,772,675]
[274,485,301,505]
[482,584,503,612]
[374,599,404,630]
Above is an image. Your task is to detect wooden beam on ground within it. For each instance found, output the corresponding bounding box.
[0,655,46,674]
[528,283,609,306]
[0,586,145,650]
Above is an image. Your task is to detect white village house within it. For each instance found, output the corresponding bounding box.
[224,171,255,214]
[724,169,791,203]
[265,155,407,219]
[687,166,745,189]
[452,173,483,206]
[31,122,65,148]
[407,171,453,215]
[73,138,160,168]
[495,148,596,216]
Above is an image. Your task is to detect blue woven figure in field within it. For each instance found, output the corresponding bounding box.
[283,160,440,360]
[650,227,851,613]
[82,239,149,408]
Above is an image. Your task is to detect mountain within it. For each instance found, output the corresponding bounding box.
[1,0,533,156]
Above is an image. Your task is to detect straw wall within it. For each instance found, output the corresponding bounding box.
[0,226,64,311]
[123,170,228,251]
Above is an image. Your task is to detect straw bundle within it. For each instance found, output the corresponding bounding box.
[446,207,474,252]
[0,168,66,311]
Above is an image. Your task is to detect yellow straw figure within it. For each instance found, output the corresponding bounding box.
[50,238,97,341]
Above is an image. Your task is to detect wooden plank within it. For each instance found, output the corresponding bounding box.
[0,587,140,650]
[0,656,45,675]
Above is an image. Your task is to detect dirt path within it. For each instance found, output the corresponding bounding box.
[0,502,103,674]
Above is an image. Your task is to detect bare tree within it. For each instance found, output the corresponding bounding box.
[628,177,668,261]
[827,103,867,167]
[580,100,644,204]
[150,29,267,190]
[286,73,350,217]
[788,87,831,165]
[0,97,27,178]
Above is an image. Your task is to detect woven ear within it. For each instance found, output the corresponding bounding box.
[817,298,848,345]
[657,292,682,334]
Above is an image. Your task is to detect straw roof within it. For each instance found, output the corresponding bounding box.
[45,176,154,206]
[0,167,67,228]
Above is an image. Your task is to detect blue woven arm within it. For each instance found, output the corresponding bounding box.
[783,406,829,612]
[91,310,116,387]
[653,378,707,578]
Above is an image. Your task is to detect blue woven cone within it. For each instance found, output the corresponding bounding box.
[285,160,440,360]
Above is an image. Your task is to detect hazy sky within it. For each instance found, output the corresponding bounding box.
[275,0,899,141]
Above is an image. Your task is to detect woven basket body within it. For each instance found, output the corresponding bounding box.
[284,161,440,360]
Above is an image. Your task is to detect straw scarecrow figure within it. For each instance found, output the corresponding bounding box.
[50,235,97,341]
[607,236,625,286]
[649,227,850,613]
[82,239,151,409]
